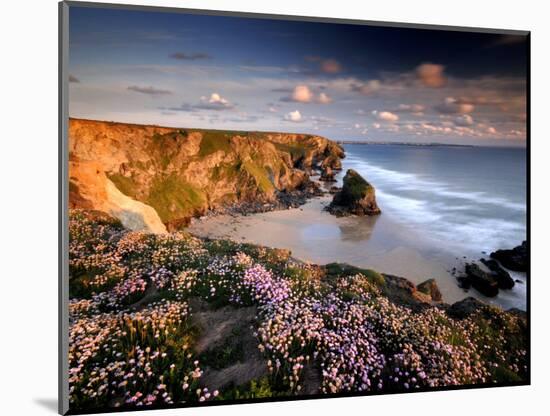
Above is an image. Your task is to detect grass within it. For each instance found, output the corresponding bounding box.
[108,173,139,198]
[146,175,206,222]
[325,262,385,286]
[242,160,274,194]
[198,131,233,157]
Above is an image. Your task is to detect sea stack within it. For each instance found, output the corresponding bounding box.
[327,169,381,216]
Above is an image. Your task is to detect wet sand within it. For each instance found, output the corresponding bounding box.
[188,194,527,310]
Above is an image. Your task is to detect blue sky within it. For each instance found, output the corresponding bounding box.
[68,6,528,145]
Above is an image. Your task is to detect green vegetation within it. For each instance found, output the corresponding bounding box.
[325,262,385,286]
[343,169,373,200]
[146,175,206,222]
[198,131,233,157]
[108,173,139,198]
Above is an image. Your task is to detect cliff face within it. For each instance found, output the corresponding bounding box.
[68,118,344,232]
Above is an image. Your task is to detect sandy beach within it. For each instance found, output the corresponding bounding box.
[188,193,527,310]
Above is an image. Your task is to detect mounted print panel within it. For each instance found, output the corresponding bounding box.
[59,1,529,414]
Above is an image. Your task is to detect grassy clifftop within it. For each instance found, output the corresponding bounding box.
[69,119,344,230]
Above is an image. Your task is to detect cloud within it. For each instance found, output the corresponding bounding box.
[162,92,234,113]
[128,85,172,96]
[170,52,211,60]
[284,110,302,122]
[281,85,332,104]
[454,114,474,126]
[304,56,342,74]
[372,110,399,122]
[436,97,475,114]
[69,74,80,83]
[351,80,381,95]
[318,92,333,104]
[395,103,425,115]
[196,93,234,110]
[416,63,446,88]
[291,85,313,103]
[320,59,342,74]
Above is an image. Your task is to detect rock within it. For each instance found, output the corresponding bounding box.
[416,279,442,301]
[490,241,527,272]
[456,276,472,290]
[464,263,499,297]
[448,297,485,319]
[319,166,336,182]
[480,258,515,289]
[329,186,341,194]
[327,169,381,217]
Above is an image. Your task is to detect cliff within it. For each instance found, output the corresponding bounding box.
[68,118,344,232]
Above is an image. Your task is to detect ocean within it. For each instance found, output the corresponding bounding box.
[342,144,527,258]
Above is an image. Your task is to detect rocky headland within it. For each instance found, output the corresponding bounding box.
[69,118,344,232]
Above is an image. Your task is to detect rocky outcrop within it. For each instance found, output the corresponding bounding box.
[327,169,381,217]
[416,279,443,302]
[480,259,515,289]
[463,263,500,297]
[490,241,528,272]
[68,119,344,232]
[447,297,485,319]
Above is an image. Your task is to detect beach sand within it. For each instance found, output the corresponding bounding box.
[188,194,527,309]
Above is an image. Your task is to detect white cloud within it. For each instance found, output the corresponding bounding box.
[372,110,399,122]
[454,114,474,126]
[318,92,332,104]
[353,80,381,95]
[207,93,229,105]
[436,97,475,114]
[284,110,302,122]
[397,103,425,115]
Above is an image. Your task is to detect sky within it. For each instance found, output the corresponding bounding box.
[68,6,528,146]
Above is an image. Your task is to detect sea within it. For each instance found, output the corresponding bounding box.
[342,144,527,259]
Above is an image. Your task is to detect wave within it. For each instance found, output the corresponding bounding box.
[343,155,526,253]
[345,156,526,212]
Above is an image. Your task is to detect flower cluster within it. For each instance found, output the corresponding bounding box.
[68,209,528,410]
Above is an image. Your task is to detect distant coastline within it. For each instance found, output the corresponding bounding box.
[336,140,476,147]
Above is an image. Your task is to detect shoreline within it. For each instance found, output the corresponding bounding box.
[188,193,527,311]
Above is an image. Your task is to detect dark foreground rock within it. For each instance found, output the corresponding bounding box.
[464,263,499,297]
[416,279,443,301]
[480,258,515,289]
[327,169,381,217]
[447,297,485,319]
[490,241,528,272]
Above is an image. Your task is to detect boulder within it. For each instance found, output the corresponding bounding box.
[327,169,381,217]
[416,278,442,301]
[464,263,499,297]
[447,297,485,319]
[456,276,472,290]
[480,258,515,289]
[490,241,528,272]
[328,186,341,194]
